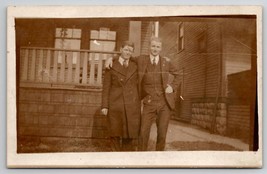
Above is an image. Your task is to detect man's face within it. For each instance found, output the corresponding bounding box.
[150,40,162,56]
[120,45,134,60]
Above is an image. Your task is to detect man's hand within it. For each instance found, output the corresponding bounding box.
[105,57,113,69]
[101,108,108,116]
[165,84,174,93]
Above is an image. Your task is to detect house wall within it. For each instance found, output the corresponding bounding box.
[18,88,107,138]
[227,70,251,141]
[16,19,55,47]
[159,22,178,59]
[175,21,222,122]
[16,19,129,51]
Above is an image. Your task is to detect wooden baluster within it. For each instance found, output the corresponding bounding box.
[74,52,81,83]
[44,50,51,82]
[96,53,103,85]
[67,51,73,83]
[52,50,58,82]
[21,49,28,81]
[37,49,44,82]
[59,51,66,83]
[89,53,95,85]
[29,49,36,82]
[82,52,88,84]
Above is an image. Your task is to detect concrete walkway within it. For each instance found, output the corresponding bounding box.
[149,120,249,151]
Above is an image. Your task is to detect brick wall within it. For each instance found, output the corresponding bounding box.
[18,87,107,138]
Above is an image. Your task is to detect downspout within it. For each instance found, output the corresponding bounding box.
[211,23,223,133]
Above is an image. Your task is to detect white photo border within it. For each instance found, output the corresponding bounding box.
[7,5,262,168]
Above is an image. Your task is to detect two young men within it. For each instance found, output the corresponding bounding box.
[102,37,179,151]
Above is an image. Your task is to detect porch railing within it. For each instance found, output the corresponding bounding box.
[19,47,119,88]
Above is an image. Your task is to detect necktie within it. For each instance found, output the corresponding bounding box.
[123,59,128,68]
[152,57,156,65]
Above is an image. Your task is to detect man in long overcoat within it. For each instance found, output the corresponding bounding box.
[101,41,141,151]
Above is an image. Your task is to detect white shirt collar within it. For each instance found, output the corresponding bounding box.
[118,56,129,66]
[150,54,159,65]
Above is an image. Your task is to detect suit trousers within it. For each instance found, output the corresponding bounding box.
[140,100,171,151]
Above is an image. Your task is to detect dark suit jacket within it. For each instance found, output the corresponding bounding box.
[102,57,141,138]
[137,55,179,110]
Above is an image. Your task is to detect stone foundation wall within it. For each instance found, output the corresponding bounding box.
[191,99,227,135]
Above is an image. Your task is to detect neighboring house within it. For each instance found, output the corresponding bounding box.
[160,17,256,144]
[16,17,257,147]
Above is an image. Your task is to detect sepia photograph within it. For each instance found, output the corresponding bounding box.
[7,6,262,168]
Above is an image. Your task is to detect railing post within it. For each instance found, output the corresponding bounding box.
[52,50,58,82]
[89,53,95,85]
[59,51,66,83]
[74,52,81,83]
[67,51,73,83]
[96,53,104,85]
[37,49,44,82]
[44,50,51,82]
[21,49,29,81]
[29,49,36,82]
[82,52,88,84]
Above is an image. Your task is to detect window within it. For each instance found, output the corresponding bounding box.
[89,28,116,52]
[177,22,184,52]
[54,28,82,64]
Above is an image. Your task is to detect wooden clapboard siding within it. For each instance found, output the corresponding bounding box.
[159,22,178,59]
[205,23,221,97]
[175,22,221,121]
[227,70,251,141]
[18,88,107,138]
[227,105,250,140]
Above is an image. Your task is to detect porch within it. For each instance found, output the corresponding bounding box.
[19,47,119,88]
[18,47,119,139]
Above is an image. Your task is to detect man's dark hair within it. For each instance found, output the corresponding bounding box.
[121,41,135,49]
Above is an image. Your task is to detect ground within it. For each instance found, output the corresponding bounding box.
[18,120,248,153]
[18,137,241,153]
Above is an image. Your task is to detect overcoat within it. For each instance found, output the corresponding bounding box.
[102,58,141,138]
[137,55,179,110]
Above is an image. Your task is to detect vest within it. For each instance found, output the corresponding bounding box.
[142,60,165,100]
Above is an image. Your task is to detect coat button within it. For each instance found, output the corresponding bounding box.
[120,79,123,81]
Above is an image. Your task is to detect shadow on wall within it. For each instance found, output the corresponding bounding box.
[91,107,112,151]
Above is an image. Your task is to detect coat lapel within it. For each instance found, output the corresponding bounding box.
[111,60,126,77]
[125,60,137,82]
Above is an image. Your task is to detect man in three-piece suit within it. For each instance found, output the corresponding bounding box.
[105,37,179,151]
[101,41,141,151]
[137,37,179,151]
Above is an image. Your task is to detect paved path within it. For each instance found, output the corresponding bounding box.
[149,120,249,151]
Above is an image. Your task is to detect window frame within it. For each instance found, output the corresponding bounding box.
[177,22,185,53]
